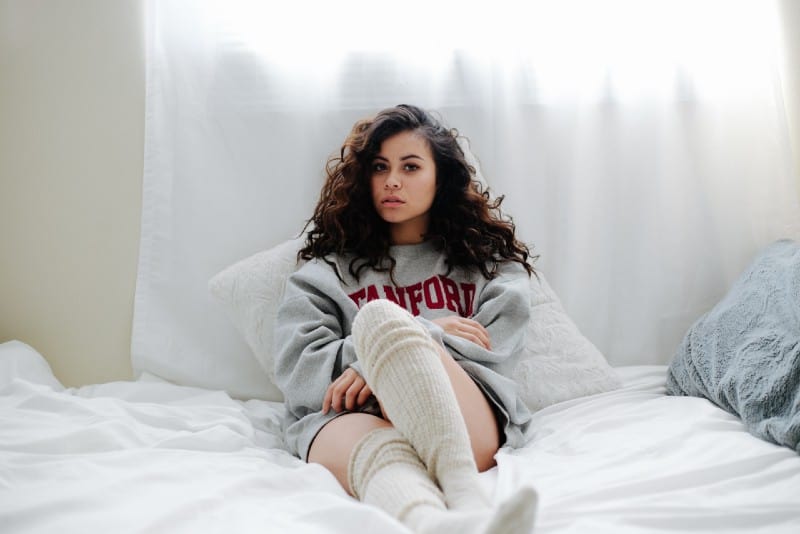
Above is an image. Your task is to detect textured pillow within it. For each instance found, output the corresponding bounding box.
[208,238,305,402]
[516,273,621,411]
[210,239,620,409]
[666,239,800,451]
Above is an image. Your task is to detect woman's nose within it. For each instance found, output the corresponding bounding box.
[385,174,401,189]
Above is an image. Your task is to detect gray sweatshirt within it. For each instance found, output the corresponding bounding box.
[274,240,533,460]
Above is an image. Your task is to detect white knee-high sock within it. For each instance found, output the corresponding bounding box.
[348,427,539,534]
[351,299,489,510]
[348,427,446,522]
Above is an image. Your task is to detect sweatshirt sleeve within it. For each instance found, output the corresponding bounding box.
[273,262,360,418]
[442,261,531,370]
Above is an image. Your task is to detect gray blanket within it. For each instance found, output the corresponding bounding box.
[666,239,800,452]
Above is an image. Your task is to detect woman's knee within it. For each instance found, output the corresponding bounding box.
[308,413,390,495]
[351,300,429,359]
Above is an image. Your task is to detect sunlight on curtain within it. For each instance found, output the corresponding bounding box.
[213,0,782,101]
[134,0,800,395]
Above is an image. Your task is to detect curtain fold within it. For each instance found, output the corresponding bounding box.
[133,0,800,396]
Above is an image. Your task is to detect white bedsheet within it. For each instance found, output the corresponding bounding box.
[1,341,799,534]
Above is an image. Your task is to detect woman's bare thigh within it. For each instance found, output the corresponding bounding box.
[434,345,501,472]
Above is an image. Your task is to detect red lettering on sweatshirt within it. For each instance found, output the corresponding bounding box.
[423,277,444,309]
[348,288,366,307]
[366,285,379,302]
[439,275,461,314]
[406,282,424,315]
[347,275,476,318]
[460,283,476,316]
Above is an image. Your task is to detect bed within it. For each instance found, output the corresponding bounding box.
[4,227,800,534]
[3,339,799,534]
[4,180,800,534]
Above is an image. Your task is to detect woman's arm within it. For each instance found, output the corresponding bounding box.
[439,261,531,368]
[273,262,362,418]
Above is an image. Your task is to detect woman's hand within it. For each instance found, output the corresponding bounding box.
[322,367,373,414]
[431,316,492,350]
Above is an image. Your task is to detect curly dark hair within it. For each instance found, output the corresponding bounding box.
[299,104,536,281]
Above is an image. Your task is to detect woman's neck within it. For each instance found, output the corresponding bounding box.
[389,218,429,245]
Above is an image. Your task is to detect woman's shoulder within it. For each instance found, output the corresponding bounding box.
[495,258,532,277]
[291,255,343,280]
[290,252,367,288]
[477,259,532,292]
[281,258,350,307]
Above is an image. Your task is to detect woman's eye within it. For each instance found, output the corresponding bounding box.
[404,164,419,171]
[372,163,387,173]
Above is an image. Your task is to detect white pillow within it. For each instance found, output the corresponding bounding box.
[209,239,620,410]
[517,274,621,411]
[208,238,305,402]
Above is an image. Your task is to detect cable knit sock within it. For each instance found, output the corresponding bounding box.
[351,299,489,511]
[348,427,447,523]
[349,427,539,534]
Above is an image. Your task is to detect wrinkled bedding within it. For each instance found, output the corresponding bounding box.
[2,341,799,533]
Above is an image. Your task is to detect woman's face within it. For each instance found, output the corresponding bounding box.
[370,130,437,245]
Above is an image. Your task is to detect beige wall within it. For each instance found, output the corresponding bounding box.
[0,0,144,386]
[0,1,798,388]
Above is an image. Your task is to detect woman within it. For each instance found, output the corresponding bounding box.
[274,105,538,533]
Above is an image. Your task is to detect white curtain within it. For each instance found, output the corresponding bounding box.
[133,0,800,396]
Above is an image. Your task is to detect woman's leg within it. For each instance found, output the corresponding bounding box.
[309,413,449,525]
[308,352,500,495]
[309,413,536,534]
[308,412,391,494]
[435,344,500,473]
[351,299,495,510]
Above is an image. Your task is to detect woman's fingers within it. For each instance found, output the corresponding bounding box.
[356,382,373,406]
[454,319,491,350]
[323,368,372,414]
[432,316,492,350]
[458,329,490,350]
[344,375,366,411]
[321,388,333,415]
[323,370,353,414]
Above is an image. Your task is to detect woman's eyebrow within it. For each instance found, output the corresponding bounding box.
[373,154,424,161]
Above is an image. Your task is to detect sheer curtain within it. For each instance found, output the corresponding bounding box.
[134,0,800,395]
